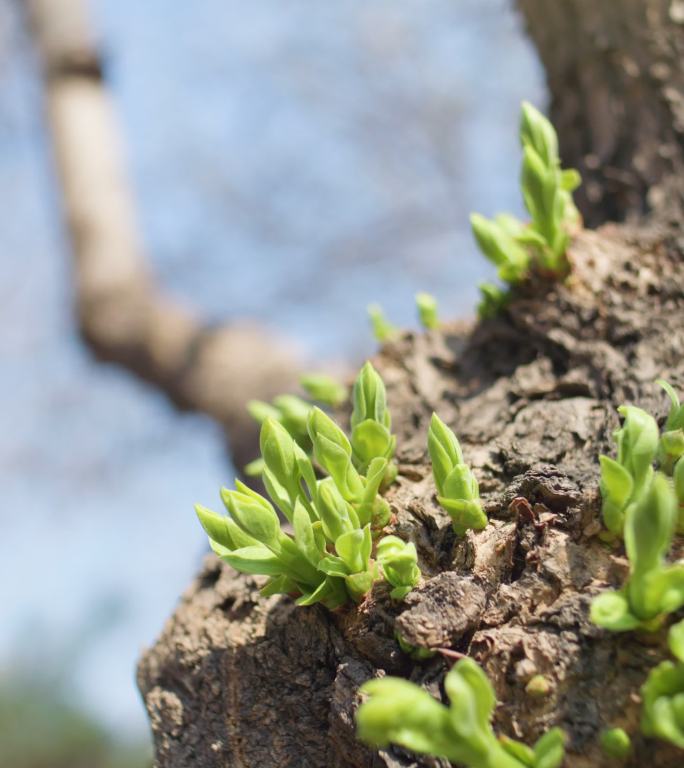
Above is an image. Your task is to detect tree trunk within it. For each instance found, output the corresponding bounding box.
[138,225,684,767]
[137,5,684,768]
[517,0,684,226]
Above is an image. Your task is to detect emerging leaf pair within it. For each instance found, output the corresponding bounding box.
[641,619,684,748]
[356,657,565,768]
[473,102,581,319]
[428,413,487,535]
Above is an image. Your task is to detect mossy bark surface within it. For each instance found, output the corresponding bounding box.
[138,225,684,767]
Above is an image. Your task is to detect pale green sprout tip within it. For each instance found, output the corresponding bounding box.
[415,292,439,330]
[367,303,398,343]
[428,412,487,535]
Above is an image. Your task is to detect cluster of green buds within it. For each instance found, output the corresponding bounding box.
[641,619,684,749]
[197,363,420,608]
[591,474,684,631]
[356,657,565,768]
[599,405,659,537]
[472,101,581,319]
[428,413,487,535]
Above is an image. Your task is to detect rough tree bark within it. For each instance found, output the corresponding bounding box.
[133,4,684,768]
[138,229,684,767]
[23,0,304,470]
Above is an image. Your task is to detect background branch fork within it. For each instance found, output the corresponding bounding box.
[23,0,304,470]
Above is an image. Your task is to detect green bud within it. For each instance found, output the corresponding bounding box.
[355,456,391,529]
[470,213,530,284]
[669,620,684,664]
[477,282,509,320]
[600,728,631,760]
[416,292,439,330]
[641,660,684,749]
[367,303,397,343]
[658,379,684,431]
[428,413,486,535]
[599,455,634,535]
[519,101,559,169]
[521,144,557,245]
[315,477,358,543]
[395,632,435,660]
[299,373,348,407]
[335,525,372,575]
[590,591,640,632]
[352,362,391,430]
[221,486,282,550]
[243,457,265,477]
[307,407,364,501]
[293,500,324,567]
[428,413,464,496]
[272,394,312,445]
[376,535,420,599]
[615,405,659,496]
[247,399,281,424]
[260,418,297,493]
[625,473,677,586]
[531,728,566,768]
[525,675,552,698]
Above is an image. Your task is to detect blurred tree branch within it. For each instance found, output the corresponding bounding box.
[22,0,304,470]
